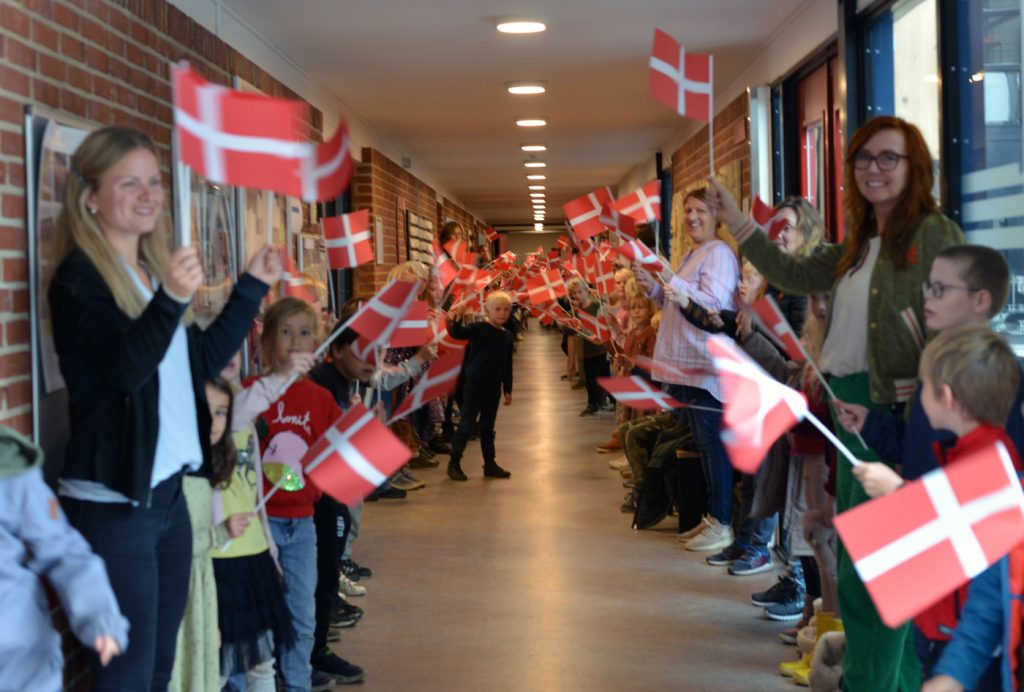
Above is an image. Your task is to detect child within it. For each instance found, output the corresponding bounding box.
[445,291,515,481]
[568,277,612,416]
[0,424,127,690]
[169,378,254,692]
[246,297,351,692]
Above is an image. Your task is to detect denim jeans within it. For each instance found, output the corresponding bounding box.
[224,660,276,692]
[269,517,317,692]
[675,385,734,524]
[735,471,777,552]
[341,500,363,561]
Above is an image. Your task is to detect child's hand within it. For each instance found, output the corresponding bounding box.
[94,635,121,666]
[415,342,438,364]
[246,245,283,286]
[285,352,316,378]
[852,462,904,498]
[504,393,512,406]
[225,512,254,538]
[835,401,869,433]
[166,246,204,301]
[921,675,965,692]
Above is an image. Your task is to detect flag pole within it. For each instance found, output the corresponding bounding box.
[708,55,715,177]
[172,130,192,248]
[265,192,274,247]
[804,411,861,467]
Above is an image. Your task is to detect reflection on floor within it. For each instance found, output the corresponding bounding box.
[340,328,794,691]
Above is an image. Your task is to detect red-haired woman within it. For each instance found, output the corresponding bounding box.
[707,116,963,692]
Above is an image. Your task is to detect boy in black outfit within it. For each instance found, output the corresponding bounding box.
[446,291,515,481]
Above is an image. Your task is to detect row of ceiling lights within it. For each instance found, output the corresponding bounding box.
[498,19,550,231]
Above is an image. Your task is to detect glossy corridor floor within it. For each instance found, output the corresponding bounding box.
[342,328,794,691]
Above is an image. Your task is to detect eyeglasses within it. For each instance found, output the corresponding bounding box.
[922,281,979,300]
[852,150,909,171]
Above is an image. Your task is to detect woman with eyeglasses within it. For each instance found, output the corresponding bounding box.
[706,115,963,692]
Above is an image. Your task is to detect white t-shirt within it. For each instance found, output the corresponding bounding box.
[819,237,881,377]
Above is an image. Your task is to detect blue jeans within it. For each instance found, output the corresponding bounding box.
[735,472,776,552]
[269,517,317,692]
[675,385,734,524]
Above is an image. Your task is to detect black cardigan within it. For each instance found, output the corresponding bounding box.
[48,250,268,505]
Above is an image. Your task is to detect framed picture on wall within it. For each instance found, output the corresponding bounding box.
[406,211,435,265]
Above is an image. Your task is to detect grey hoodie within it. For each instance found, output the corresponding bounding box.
[0,425,128,691]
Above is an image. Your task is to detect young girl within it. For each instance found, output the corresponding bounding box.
[169,378,253,692]
[246,297,345,691]
[568,277,611,416]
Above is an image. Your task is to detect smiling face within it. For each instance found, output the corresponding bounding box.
[853,128,909,221]
[772,208,802,255]
[272,312,317,373]
[87,147,163,243]
[683,195,717,246]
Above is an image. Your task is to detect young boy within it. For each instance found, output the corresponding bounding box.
[0,424,127,689]
[445,291,515,481]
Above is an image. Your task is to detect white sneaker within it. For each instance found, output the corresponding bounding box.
[685,517,734,552]
[677,515,709,543]
[338,573,367,597]
[608,455,629,470]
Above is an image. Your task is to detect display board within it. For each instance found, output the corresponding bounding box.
[406,210,434,265]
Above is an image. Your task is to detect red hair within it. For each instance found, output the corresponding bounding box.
[836,116,937,277]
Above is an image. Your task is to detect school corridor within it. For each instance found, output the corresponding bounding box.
[345,328,791,691]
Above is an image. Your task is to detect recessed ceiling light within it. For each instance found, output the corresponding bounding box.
[507,81,546,95]
[527,174,546,180]
[530,193,545,198]
[516,118,547,127]
[524,161,546,168]
[528,185,545,190]
[498,20,546,34]
[521,144,547,152]
[534,223,545,230]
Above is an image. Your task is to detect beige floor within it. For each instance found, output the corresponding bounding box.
[338,328,796,691]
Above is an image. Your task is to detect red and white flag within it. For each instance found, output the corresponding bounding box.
[593,259,617,297]
[389,300,432,348]
[613,180,662,223]
[350,333,377,366]
[707,336,808,473]
[600,205,637,237]
[526,269,568,305]
[323,209,373,269]
[750,295,806,363]
[304,403,412,507]
[348,280,420,347]
[598,376,682,411]
[390,350,466,421]
[493,251,517,272]
[564,187,614,239]
[633,354,711,382]
[835,441,1024,628]
[444,238,476,266]
[484,226,499,243]
[649,29,712,122]
[432,326,469,355]
[752,197,788,241]
[451,290,484,314]
[614,237,669,279]
[279,250,318,304]
[577,307,613,344]
[433,253,459,289]
[172,63,352,202]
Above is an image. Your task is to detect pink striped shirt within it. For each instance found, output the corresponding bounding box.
[652,239,739,401]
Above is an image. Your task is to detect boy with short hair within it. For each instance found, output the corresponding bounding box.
[445,291,515,481]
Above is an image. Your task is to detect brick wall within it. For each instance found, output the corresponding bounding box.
[0,0,326,435]
[670,92,748,266]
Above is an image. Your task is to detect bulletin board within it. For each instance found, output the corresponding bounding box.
[406,211,434,265]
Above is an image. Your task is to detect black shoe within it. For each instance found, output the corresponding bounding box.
[409,451,440,468]
[448,462,468,481]
[377,483,407,499]
[311,670,336,691]
[330,607,359,628]
[365,488,380,502]
[311,650,365,684]
[332,594,364,620]
[327,626,342,643]
[580,405,597,416]
[341,558,372,580]
[428,436,452,455]
[483,463,511,479]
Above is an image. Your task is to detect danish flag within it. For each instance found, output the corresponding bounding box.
[348,280,420,347]
[600,205,637,237]
[752,197,789,241]
[649,29,713,122]
[633,355,712,382]
[431,325,468,354]
[389,300,432,348]
[390,350,466,421]
[597,376,682,411]
[484,226,499,243]
[444,238,476,266]
[750,296,806,362]
[577,307,613,344]
[304,402,412,506]
[323,209,373,269]
[707,336,808,473]
[433,254,459,289]
[493,251,517,272]
[279,250,317,304]
[614,237,669,279]
[526,269,568,305]
[564,187,615,239]
[451,290,483,314]
[172,63,352,201]
[613,180,662,223]
[350,333,377,366]
[593,259,617,297]
[835,441,1024,628]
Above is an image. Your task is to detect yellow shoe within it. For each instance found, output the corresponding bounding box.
[815,612,844,636]
[779,652,811,677]
[792,665,811,686]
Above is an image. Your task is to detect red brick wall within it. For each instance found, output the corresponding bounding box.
[0,0,325,435]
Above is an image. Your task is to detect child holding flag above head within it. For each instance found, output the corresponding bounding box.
[445,291,515,481]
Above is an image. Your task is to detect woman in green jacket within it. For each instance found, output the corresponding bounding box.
[707,115,963,691]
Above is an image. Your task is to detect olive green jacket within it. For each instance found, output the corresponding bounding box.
[733,212,964,404]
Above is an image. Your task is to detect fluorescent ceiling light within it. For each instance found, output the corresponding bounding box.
[534,223,544,230]
[524,161,546,168]
[516,118,547,127]
[521,144,547,152]
[530,192,545,197]
[507,82,546,95]
[528,185,545,190]
[527,174,546,180]
[498,20,546,34]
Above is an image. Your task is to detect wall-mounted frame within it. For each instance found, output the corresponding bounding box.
[406,210,434,265]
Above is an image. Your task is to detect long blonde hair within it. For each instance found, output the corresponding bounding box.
[54,126,172,318]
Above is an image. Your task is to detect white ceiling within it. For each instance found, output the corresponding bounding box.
[222,0,810,226]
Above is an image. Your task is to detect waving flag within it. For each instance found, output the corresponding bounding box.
[707,336,808,473]
[615,237,669,279]
[432,326,469,354]
[598,376,682,410]
[323,209,373,269]
[750,295,806,362]
[752,197,788,241]
[444,238,476,266]
[600,205,637,237]
[649,29,712,122]
[484,226,499,243]
[564,187,614,239]
[493,251,517,272]
[433,253,459,289]
[349,280,419,347]
[390,350,466,421]
[593,259,617,297]
[613,180,662,223]
[389,300,432,348]
[526,269,568,305]
[835,441,1024,628]
[304,403,412,506]
[576,307,613,344]
[633,354,711,382]
[279,250,318,304]
[350,333,377,366]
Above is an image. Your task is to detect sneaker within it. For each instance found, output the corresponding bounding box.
[608,455,629,470]
[728,548,774,576]
[388,473,419,491]
[765,593,807,621]
[705,542,745,566]
[311,649,365,685]
[333,594,364,621]
[600,400,616,412]
[579,404,598,416]
[620,488,638,513]
[338,573,367,597]
[311,670,336,691]
[677,515,709,543]
[684,517,734,552]
[409,450,440,468]
[376,482,407,500]
[340,559,372,581]
[327,626,342,643]
[330,606,359,628]
[751,575,801,607]
[398,467,426,490]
